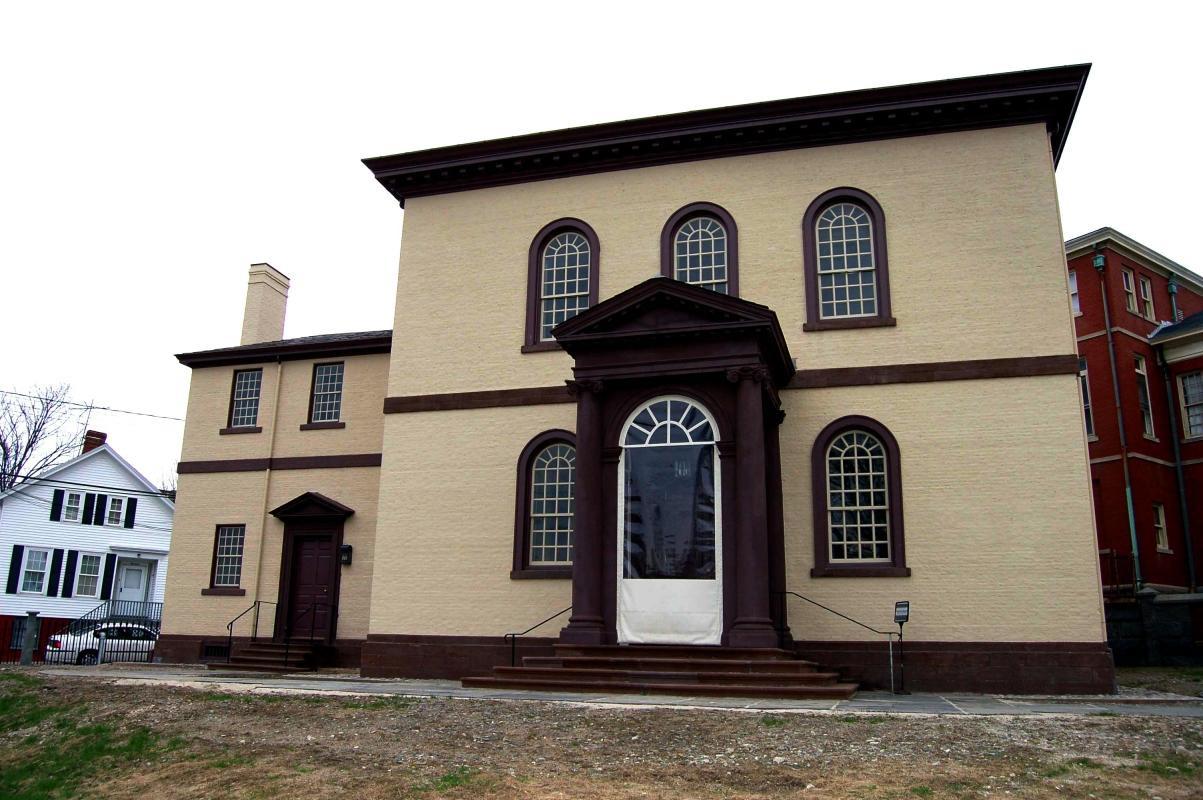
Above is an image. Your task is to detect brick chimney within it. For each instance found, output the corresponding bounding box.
[82,430,107,454]
[240,263,290,345]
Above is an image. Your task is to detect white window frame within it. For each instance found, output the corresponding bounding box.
[19,547,50,595]
[826,431,891,564]
[674,217,729,294]
[528,443,575,566]
[213,525,246,587]
[73,552,105,598]
[1068,271,1081,315]
[540,231,593,339]
[1138,276,1155,320]
[1122,269,1138,313]
[1135,354,1155,439]
[62,491,83,522]
[105,496,125,526]
[1153,503,1170,552]
[815,203,877,319]
[1179,372,1203,440]
[310,362,345,423]
[1079,358,1095,439]
[229,369,263,428]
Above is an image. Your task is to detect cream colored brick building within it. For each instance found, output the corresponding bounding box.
[159,66,1114,692]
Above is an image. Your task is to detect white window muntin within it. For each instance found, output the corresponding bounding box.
[540,231,592,340]
[230,369,263,428]
[19,548,50,594]
[1139,276,1155,320]
[106,496,125,526]
[1079,358,1094,438]
[1135,355,1155,438]
[1122,269,1138,313]
[1153,503,1169,552]
[74,553,104,598]
[529,443,575,566]
[1180,372,1203,439]
[311,363,345,422]
[213,525,245,586]
[674,217,728,294]
[827,430,890,563]
[63,492,83,522]
[816,202,877,319]
[1068,271,1080,315]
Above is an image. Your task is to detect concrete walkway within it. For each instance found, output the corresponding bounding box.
[35,664,1203,718]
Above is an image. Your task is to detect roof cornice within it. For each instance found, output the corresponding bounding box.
[1065,227,1203,294]
[364,65,1090,207]
[176,331,392,368]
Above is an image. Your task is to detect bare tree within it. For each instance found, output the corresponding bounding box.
[160,470,178,501]
[0,385,88,492]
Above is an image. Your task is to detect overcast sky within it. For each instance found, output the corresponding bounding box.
[2,2,1198,485]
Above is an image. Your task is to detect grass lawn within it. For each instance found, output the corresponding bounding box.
[1117,666,1203,697]
[2,669,1203,798]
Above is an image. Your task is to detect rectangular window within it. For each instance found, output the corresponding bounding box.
[1154,503,1169,552]
[20,548,49,594]
[310,363,345,423]
[106,497,125,526]
[212,525,246,587]
[1122,269,1138,313]
[9,618,26,650]
[229,369,263,428]
[1139,276,1155,320]
[1135,355,1155,438]
[75,554,103,598]
[1068,271,1080,315]
[63,492,82,522]
[1180,372,1203,439]
[1079,358,1094,438]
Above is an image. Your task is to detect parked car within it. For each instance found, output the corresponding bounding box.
[44,622,158,665]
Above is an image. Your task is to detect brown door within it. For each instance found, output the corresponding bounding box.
[286,535,336,640]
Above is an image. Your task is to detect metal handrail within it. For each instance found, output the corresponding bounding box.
[225,600,277,663]
[284,601,333,667]
[775,590,904,694]
[504,605,572,667]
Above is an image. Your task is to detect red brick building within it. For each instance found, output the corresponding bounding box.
[1066,229,1203,634]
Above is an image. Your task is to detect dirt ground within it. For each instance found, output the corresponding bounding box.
[3,670,1203,799]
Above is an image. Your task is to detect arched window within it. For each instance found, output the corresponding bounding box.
[810,416,909,577]
[512,430,576,577]
[803,188,895,331]
[524,219,600,352]
[660,202,739,296]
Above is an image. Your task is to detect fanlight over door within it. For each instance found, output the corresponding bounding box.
[617,396,722,644]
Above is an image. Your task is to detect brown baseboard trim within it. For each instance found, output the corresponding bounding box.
[381,356,1079,414]
[793,639,1116,694]
[178,453,383,474]
[361,633,558,679]
[154,633,365,668]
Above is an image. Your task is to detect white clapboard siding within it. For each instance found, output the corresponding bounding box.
[0,445,174,621]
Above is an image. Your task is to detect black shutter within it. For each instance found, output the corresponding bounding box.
[82,494,96,525]
[99,554,117,600]
[123,498,138,529]
[93,494,108,525]
[46,549,64,597]
[49,489,65,522]
[60,551,78,599]
[5,545,23,594]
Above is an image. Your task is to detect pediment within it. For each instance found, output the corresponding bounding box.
[270,491,355,520]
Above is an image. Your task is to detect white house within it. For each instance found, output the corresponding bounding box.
[1,431,174,656]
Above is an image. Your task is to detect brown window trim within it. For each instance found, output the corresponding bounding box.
[659,201,739,296]
[226,367,264,430]
[299,421,346,431]
[802,187,895,332]
[512,429,576,579]
[219,426,262,435]
[206,523,247,594]
[307,361,346,424]
[810,415,909,578]
[523,218,601,353]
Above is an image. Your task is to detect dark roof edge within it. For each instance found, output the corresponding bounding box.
[364,65,1090,206]
[1150,310,1203,345]
[176,331,393,368]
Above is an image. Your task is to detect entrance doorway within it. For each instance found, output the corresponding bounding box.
[617,396,722,644]
[115,560,150,604]
[285,534,336,640]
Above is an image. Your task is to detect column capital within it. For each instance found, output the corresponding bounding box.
[566,379,604,396]
[725,365,770,385]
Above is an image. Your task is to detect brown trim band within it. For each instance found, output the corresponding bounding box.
[299,421,347,431]
[382,356,1080,414]
[178,453,383,474]
[200,586,246,596]
[219,426,262,435]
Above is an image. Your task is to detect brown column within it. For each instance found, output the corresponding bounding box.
[559,379,607,644]
[726,366,779,648]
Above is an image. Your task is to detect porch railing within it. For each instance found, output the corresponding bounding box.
[504,606,572,667]
[225,601,277,663]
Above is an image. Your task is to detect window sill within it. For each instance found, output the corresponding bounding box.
[1087,435,1099,442]
[219,426,262,435]
[510,567,573,580]
[521,341,563,353]
[1143,435,1160,443]
[810,565,911,578]
[201,586,246,596]
[803,316,897,332]
[299,421,346,431]
[1157,547,1173,555]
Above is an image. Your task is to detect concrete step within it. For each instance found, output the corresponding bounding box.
[462,675,858,699]
[494,665,841,685]
[523,656,820,673]
[553,644,797,661]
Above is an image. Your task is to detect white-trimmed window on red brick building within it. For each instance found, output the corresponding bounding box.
[1122,269,1138,313]
[1139,276,1156,320]
[1180,372,1203,440]
[1079,358,1095,439]
[1154,503,1170,553]
[1135,355,1155,439]
[1069,271,1081,315]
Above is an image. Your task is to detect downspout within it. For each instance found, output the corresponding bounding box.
[1094,248,1143,588]
[254,357,285,624]
[1169,278,1181,322]
[1157,344,1196,592]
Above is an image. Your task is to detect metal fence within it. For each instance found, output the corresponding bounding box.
[2,601,163,666]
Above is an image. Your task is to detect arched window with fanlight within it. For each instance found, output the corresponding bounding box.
[660,202,739,296]
[803,188,895,331]
[523,220,600,352]
[810,416,909,577]
[512,430,576,577]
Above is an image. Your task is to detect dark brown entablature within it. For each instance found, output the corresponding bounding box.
[363,65,1089,206]
[176,330,392,368]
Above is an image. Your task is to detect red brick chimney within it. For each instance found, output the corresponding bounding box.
[82,430,108,454]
